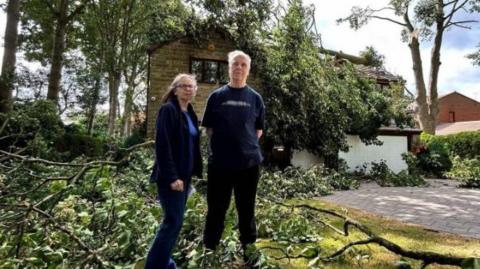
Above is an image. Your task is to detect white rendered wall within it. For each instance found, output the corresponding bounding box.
[339,135,408,173]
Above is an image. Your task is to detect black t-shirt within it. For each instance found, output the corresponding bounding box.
[202,85,265,171]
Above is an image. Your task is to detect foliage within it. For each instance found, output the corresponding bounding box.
[337,0,480,134]
[418,133,453,177]
[467,43,480,66]
[55,123,109,159]
[359,46,385,68]
[259,167,332,200]
[421,131,480,159]
[370,159,426,187]
[122,121,147,148]
[261,0,401,164]
[0,100,64,158]
[446,156,480,188]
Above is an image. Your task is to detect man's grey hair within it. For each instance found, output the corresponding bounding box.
[228,50,251,67]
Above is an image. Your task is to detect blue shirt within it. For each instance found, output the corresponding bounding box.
[183,111,198,174]
[202,85,265,171]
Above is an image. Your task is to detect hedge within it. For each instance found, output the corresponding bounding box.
[421,131,480,159]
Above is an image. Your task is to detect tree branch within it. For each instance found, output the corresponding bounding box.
[42,0,59,17]
[369,15,407,27]
[446,20,478,29]
[273,201,473,267]
[66,0,90,21]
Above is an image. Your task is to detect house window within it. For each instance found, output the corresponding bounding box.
[190,58,229,84]
[449,111,455,122]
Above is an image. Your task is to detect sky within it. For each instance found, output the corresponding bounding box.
[1,0,479,101]
[304,0,480,101]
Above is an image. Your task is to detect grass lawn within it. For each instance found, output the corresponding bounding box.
[257,199,480,269]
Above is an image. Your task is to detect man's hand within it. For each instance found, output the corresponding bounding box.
[256,129,263,138]
[170,179,184,192]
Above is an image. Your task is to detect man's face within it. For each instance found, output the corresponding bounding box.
[229,56,250,83]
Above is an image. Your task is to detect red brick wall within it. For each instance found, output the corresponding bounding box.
[437,92,480,123]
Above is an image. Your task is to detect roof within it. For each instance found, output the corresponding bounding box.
[377,126,422,136]
[436,120,480,135]
[438,91,480,104]
[355,65,402,84]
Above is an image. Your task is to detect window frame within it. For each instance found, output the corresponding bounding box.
[189,57,229,84]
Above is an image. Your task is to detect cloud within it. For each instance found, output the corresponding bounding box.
[304,0,480,102]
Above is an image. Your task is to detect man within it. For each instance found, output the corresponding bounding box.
[202,50,265,256]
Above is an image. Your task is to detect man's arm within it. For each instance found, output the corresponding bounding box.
[256,129,263,138]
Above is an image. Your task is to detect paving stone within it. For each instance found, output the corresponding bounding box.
[320,179,480,239]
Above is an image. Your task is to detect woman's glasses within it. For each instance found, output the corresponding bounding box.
[176,84,196,89]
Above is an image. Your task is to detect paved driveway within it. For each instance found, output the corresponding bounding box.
[320,179,480,239]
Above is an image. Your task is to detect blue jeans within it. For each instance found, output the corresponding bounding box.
[145,180,190,269]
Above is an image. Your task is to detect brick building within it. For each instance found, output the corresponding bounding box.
[437,91,480,124]
[146,31,261,138]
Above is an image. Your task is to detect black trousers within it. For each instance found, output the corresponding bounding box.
[203,164,260,249]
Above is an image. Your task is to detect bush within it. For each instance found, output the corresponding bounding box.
[0,100,64,159]
[418,133,452,177]
[122,120,147,148]
[259,166,332,200]
[55,123,108,159]
[370,159,426,187]
[447,156,480,188]
[421,131,480,159]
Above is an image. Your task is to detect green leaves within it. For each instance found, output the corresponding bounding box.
[462,258,480,269]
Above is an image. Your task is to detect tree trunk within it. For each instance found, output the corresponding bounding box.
[86,76,101,135]
[409,33,431,133]
[107,71,120,136]
[121,84,134,137]
[0,0,20,113]
[47,0,68,103]
[425,1,446,135]
[320,48,370,65]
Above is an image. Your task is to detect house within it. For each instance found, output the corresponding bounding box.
[434,91,480,135]
[437,91,480,124]
[291,65,421,173]
[146,30,261,138]
[147,33,420,172]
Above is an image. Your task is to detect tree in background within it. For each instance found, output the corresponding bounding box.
[0,0,20,113]
[262,0,401,168]
[339,0,480,134]
[468,43,480,66]
[20,0,89,104]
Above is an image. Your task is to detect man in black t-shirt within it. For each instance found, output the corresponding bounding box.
[202,50,265,256]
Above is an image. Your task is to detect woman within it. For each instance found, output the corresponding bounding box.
[145,74,202,269]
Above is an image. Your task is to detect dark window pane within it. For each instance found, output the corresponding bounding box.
[218,62,229,84]
[204,61,218,83]
[191,60,202,82]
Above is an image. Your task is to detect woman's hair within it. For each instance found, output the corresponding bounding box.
[161,73,197,104]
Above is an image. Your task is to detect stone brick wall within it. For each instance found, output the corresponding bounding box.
[437,92,480,124]
[147,34,263,138]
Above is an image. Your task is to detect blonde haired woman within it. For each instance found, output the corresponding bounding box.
[146,74,202,269]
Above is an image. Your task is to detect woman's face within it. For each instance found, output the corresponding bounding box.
[174,77,197,103]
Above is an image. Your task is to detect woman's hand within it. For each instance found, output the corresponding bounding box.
[170,179,184,192]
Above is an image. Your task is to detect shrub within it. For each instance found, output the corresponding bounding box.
[122,120,147,148]
[370,159,426,187]
[258,166,332,200]
[421,131,480,159]
[55,124,108,159]
[0,100,64,159]
[447,156,480,188]
[418,133,452,177]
